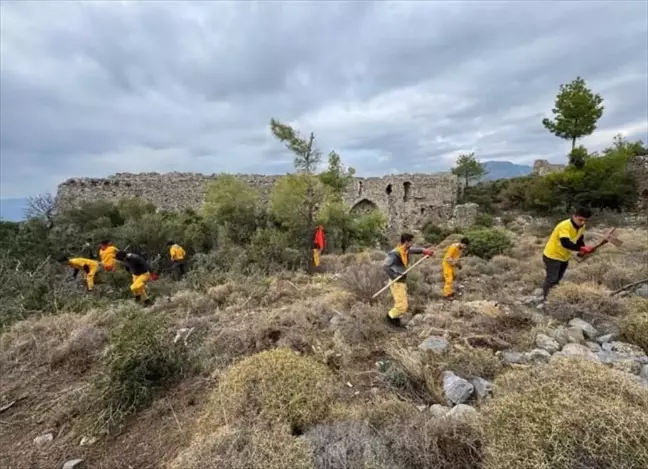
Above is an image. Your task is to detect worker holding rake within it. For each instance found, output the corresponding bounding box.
[382,233,433,328]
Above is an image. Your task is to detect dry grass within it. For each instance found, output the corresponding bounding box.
[379,344,443,404]
[214,348,336,433]
[619,298,648,352]
[338,262,387,302]
[168,424,315,469]
[482,357,648,469]
[445,346,503,380]
[545,281,625,321]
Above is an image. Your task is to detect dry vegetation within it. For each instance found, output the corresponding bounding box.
[1,224,647,469]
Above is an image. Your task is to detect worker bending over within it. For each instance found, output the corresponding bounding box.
[442,237,470,299]
[382,233,433,327]
[542,207,594,300]
[99,240,119,272]
[57,255,100,292]
[167,241,187,280]
[115,250,156,305]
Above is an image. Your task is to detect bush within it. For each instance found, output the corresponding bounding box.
[422,222,451,245]
[545,281,624,321]
[169,424,315,469]
[217,348,335,433]
[619,299,648,352]
[445,347,503,380]
[338,263,387,302]
[482,358,648,469]
[464,229,512,260]
[473,213,494,228]
[91,310,187,433]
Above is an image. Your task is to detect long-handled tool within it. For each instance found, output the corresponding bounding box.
[575,227,623,262]
[372,255,430,299]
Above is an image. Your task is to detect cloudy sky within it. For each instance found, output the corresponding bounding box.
[1,0,647,201]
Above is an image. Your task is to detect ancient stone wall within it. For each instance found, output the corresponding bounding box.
[629,154,648,212]
[532,159,566,176]
[55,171,460,232]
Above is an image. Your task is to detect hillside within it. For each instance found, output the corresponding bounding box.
[2,218,647,469]
[481,161,533,180]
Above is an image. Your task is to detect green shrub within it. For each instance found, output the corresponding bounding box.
[91,310,187,433]
[473,213,494,228]
[464,229,512,260]
[482,358,648,469]
[422,222,451,245]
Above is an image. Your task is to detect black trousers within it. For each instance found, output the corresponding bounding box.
[171,260,187,280]
[542,255,568,299]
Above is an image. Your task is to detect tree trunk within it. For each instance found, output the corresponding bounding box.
[571,137,576,150]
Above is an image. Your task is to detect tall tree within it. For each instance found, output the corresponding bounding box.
[542,76,604,151]
[270,118,322,174]
[451,152,487,189]
[318,151,356,199]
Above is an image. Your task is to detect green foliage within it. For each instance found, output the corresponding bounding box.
[270,118,322,174]
[464,228,512,260]
[421,222,451,245]
[202,175,262,244]
[452,152,487,189]
[542,76,604,150]
[316,200,387,253]
[568,145,588,169]
[91,309,187,433]
[318,151,355,198]
[473,213,494,228]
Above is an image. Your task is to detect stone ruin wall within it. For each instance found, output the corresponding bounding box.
[532,159,566,176]
[55,171,461,233]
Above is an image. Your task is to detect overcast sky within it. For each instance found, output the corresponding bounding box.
[1,0,647,199]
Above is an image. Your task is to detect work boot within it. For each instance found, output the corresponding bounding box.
[385,314,405,329]
[143,299,153,307]
[134,295,141,303]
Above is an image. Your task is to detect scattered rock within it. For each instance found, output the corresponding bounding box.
[641,365,648,380]
[566,326,586,344]
[535,333,560,353]
[62,460,85,469]
[173,327,195,345]
[585,341,602,353]
[418,336,449,354]
[446,404,479,423]
[525,348,551,363]
[559,343,599,361]
[596,333,616,344]
[429,404,450,418]
[549,327,571,347]
[33,433,54,447]
[608,342,646,359]
[636,284,648,298]
[79,436,97,447]
[501,351,527,365]
[443,371,474,405]
[470,377,493,400]
[611,359,642,375]
[532,288,543,297]
[568,318,598,340]
[416,404,428,412]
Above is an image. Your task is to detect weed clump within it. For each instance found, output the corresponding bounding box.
[446,346,503,380]
[91,309,187,433]
[545,281,624,321]
[464,228,512,260]
[619,298,648,352]
[338,262,386,302]
[482,357,648,469]
[217,348,335,433]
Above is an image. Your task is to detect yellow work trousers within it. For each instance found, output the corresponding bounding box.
[388,282,408,319]
[442,262,455,297]
[313,249,321,267]
[84,263,100,291]
[131,273,151,301]
[102,262,116,272]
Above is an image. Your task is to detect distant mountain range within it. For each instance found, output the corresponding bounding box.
[481,161,533,181]
[0,198,28,222]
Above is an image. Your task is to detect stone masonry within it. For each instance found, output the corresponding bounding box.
[532,159,566,176]
[56,171,461,233]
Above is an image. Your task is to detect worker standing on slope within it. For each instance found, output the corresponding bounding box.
[57,254,100,292]
[167,240,187,280]
[115,250,157,305]
[442,237,470,299]
[99,240,119,272]
[382,233,433,328]
[541,207,594,300]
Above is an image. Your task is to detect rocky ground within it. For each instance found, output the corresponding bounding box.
[1,223,647,469]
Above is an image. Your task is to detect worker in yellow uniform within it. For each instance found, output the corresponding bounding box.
[382,233,433,327]
[166,241,187,280]
[99,240,119,272]
[542,207,594,300]
[57,254,100,291]
[115,250,157,305]
[442,237,470,299]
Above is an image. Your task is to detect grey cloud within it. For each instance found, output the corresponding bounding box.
[1,0,647,198]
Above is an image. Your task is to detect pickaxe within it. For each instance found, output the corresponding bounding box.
[575,227,623,262]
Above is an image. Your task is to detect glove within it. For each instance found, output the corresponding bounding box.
[150,272,159,281]
[423,249,434,257]
[579,245,595,256]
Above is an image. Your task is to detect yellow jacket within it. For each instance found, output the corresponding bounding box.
[169,244,186,261]
[99,245,118,267]
[443,243,462,265]
[543,218,585,262]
